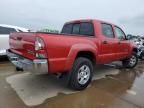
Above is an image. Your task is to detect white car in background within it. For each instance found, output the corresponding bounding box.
[0,24,29,56]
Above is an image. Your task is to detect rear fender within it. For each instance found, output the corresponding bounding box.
[65,43,98,71]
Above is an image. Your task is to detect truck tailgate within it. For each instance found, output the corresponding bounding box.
[9,32,36,60]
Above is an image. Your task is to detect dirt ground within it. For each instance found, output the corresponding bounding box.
[0,57,144,108]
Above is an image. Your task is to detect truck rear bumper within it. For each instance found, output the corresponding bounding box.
[6,50,48,74]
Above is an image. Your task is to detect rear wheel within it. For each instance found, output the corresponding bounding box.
[68,57,93,90]
[122,52,138,68]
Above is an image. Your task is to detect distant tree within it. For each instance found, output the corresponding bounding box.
[38,28,59,33]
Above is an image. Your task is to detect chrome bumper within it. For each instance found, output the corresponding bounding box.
[6,50,48,74]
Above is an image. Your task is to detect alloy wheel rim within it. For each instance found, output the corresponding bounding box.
[129,55,136,66]
[77,65,90,85]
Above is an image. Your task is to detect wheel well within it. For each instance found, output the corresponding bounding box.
[76,51,96,65]
[133,48,138,53]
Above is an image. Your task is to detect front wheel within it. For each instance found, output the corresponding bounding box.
[68,57,94,90]
[122,52,138,68]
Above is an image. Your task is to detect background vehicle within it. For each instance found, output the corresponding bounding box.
[7,19,138,90]
[137,45,144,60]
[136,40,144,60]
[127,35,144,60]
[0,24,29,56]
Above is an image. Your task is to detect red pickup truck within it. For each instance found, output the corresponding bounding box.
[7,19,138,90]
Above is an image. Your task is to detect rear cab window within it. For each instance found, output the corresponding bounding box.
[61,24,73,34]
[72,23,80,34]
[80,22,94,36]
[61,22,94,37]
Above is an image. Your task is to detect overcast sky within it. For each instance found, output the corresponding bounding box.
[0,0,144,35]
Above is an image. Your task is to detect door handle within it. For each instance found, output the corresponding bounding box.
[103,41,108,44]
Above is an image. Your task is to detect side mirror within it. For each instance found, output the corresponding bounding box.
[118,36,127,41]
[126,35,131,40]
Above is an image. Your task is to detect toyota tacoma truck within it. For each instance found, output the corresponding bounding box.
[7,19,138,90]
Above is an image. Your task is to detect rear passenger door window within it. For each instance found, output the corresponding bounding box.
[72,23,80,35]
[102,23,114,38]
[80,22,94,36]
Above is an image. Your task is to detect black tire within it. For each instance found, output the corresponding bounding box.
[68,57,94,90]
[16,67,23,71]
[122,52,138,68]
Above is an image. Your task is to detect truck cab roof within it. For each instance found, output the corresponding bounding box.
[65,19,115,26]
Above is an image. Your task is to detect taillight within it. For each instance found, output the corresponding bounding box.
[35,37,47,58]
[35,37,45,50]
